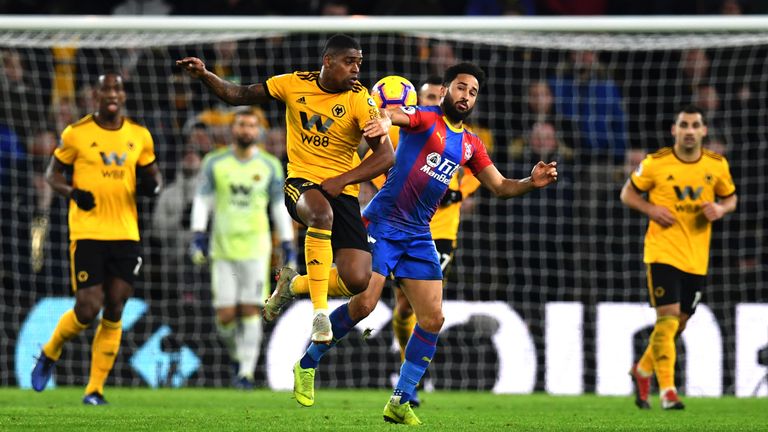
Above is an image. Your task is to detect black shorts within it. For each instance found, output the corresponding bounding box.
[434,239,456,279]
[283,177,369,252]
[70,240,142,291]
[646,263,705,315]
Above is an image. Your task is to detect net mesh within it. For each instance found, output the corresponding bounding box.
[1,25,766,396]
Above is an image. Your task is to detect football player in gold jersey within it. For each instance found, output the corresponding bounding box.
[31,72,162,405]
[621,105,737,410]
[177,34,394,343]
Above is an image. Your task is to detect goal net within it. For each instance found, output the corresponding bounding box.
[1,17,766,397]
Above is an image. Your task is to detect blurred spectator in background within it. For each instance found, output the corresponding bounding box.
[512,80,579,154]
[693,83,732,139]
[151,146,202,277]
[184,121,215,155]
[1,49,48,145]
[550,50,627,163]
[321,0,351,15]
[427,41,458,77]
[508,121,573,167]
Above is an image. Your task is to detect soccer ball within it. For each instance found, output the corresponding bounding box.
[371,75,417,108]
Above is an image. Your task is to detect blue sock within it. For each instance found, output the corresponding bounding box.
[300,303,358,369]
[393,324,438,403]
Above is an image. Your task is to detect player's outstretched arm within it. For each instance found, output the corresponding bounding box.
[475,161,558,199]
[619,179,676,227]
[176,57,270,106]
[321,134,395,197]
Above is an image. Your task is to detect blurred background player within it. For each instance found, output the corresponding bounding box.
[188,109,295,389]
[31,72,162,405]
[177,34,393,344]
[621,105,737,410]
[289,64,558,424]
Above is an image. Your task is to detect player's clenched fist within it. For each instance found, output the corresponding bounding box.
[531,161,558,187]
[176,57,207,78]
[70,189,95,211]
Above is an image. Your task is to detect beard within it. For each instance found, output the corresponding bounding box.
[235,137,254,149]
[441,92,474,123]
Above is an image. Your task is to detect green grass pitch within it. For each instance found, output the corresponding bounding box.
[1,388,767,431]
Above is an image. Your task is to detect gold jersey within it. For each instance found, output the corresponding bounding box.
[53,114,156,241]
[630,147,736,275]
[265,71,380,197]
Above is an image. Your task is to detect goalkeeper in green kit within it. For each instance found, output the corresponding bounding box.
[189,109,296,388]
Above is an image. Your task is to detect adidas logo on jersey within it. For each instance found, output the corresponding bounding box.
[307,259,322,265]
[90,142,98,148]
[296,96,307,104]
[667,174,674,181]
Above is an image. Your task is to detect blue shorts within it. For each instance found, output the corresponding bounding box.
[367,221,443,281]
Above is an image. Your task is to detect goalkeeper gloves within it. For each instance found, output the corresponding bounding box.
[439,189,463,207]
[189,232,208,266]
[281,240,297,268]
[70,189,95,211]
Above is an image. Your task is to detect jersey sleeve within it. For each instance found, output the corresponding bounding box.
[137,127,156,167]
[264,73,292,102]
[353,88,380,131]
[197,154,216,196]
[629,155,655,192]
[53,126,78,165]
[399,106,433,132]
[715,157,737,197]
[465,138,493,175]
[267,155,285,203]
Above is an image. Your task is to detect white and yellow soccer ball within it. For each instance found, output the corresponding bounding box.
[371,75,417,108]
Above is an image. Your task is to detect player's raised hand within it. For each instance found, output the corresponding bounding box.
[648,205,676,227]
[176,57,207,79]
[701,201,726,222]
[530,161,558,188]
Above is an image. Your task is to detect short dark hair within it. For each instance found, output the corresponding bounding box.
[322,34,361,56]
[676,104,707,125]
[421,75,443,88]
[443,62,486,89]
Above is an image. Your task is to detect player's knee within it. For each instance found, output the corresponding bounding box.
[304,210,333,230]
[74,297,103,323]
[419,313,444,333]
[216,309,237,325]
[394,300,413,318]
[343,268,372,295]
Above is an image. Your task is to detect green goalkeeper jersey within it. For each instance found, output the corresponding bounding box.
[198,147,284,260]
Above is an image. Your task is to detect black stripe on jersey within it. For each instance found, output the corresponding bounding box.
[650,147,672,158]
[297,72,319,82]
[351,82,365,93]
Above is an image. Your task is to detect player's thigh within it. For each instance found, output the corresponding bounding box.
[233,258,270,308]
[70,239,108,292]
[284,177,332,228]
[211,260,238,309]
[646,263,683,313]
[399,278,444,331]
[679,272,706,316]
[105,240,143,288]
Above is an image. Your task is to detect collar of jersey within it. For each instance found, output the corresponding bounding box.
[442,116,464,133]
[316,79,343,94]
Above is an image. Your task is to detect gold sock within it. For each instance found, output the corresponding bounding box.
[305,227,333,311]
[392,311,417,363]
[42,309,88,361]
[292,267,352,297]
[651,315,680,390]
[637,344,654,376]
[85,318,122,396]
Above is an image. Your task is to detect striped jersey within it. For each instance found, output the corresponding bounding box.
[363,106,492,234]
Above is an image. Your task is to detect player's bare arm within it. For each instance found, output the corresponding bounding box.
[701,194,737,222]
[137,161,164,196]
[475,161,558,199]
[44,157,74,198]
[620,179,676,227]
[176,57,270,105]
[321,134,395,197]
